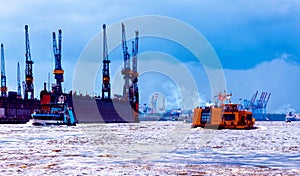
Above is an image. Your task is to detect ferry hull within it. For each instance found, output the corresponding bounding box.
[194,124,255,129]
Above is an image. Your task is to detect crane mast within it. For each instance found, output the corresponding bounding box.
[24,25,34,100]
[52,29,64,96]
[1,44,7,97]
[121,23,132,101]
[102,24,111,100]
[132,31,139,74]
[17,62,21,98]
[131,31,139,112]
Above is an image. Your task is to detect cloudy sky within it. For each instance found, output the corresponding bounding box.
[0,0,299,113]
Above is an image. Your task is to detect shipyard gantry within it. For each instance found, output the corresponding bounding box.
[121,23,140,114]
[102,24,111,100]
[52,29,64,98]
[24,25,34,100]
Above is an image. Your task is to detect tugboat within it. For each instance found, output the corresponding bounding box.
[31,83,76,126]
[31,101,75,126]
[192,91,255,129]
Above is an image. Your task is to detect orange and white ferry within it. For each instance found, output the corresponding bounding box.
[192,91,255,129]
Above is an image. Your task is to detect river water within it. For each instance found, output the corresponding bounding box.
[0,121,299,175]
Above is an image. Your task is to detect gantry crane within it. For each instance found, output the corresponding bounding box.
[101,24,111,100]
[17,62,21,98]
[121,23,131,101]
[52,29,64,96]
[1,44,7,97]
[24,25,34,100]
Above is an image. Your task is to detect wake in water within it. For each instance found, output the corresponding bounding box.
[0,121,299,175]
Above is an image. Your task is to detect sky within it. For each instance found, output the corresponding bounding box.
[0,0,299,113]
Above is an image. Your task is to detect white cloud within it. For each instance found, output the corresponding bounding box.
[224,54,300,113]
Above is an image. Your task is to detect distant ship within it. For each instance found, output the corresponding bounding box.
[285,111,300,122]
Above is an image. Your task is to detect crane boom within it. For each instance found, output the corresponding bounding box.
[122,23,130,71]
[264,93,271,108]
[24,25,34,100]
[102,24,111,100]
[1,44,7,97]
[121,23,132,101]
[249,91,258,109]
[132,30,139,73]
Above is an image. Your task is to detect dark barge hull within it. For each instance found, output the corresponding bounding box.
[0,97,40,124]
[69,95,139,123]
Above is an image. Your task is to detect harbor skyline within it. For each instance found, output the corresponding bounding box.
[0,0,299,113]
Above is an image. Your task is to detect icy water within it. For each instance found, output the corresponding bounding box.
[0,121,300,175]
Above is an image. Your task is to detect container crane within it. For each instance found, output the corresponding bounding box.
[121,23,132,101]
[263,93,271,108]
[52,29,64,95]
[24,25,34,100]
[1,44,7,97]
[249,91,258,110]
[17,62,22,98]
[101,24,111,100]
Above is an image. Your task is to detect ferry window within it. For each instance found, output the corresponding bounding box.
[224,114,235,121]
[224,105,238,112]
[246,114,252,120]
[224,106,230,112]
[201,112,211,123]
[233,105,238,112]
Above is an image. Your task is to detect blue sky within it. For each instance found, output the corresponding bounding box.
[0,0,299,113]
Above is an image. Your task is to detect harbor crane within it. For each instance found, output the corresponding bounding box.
[121,23,140,113]
[121,23,131,101]
[17,62,22,98]
[249,91,258,109]
[242,91,271,120]
[101,24,111,100]
[131,30,139,112]
[1,44,7,97]
[52,29,64,96]
[24,25,34,100]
